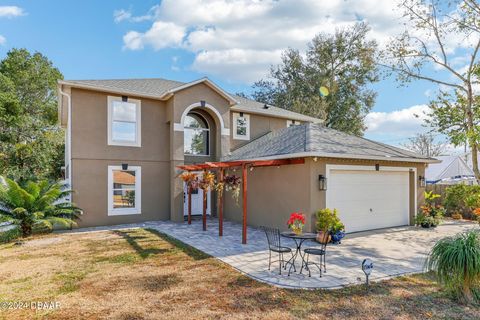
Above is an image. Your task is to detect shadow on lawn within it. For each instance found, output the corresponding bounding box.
[113,230,169,259]
[144,228,211,261]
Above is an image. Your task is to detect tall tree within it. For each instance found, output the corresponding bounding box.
[0,48,64,182]
[382,0,480,180]
[400,133,448,157]
[252,22,378,136]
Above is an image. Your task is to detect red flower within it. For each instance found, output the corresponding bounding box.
[287,212,305,226]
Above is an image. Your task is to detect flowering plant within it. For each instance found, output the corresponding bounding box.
[415,191,444,228]
[180,172,198,189]
[224,174,241,204]
[287,212,305,235]
[199,171,215,191]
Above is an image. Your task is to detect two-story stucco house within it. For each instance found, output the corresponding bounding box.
[57,77,437,233]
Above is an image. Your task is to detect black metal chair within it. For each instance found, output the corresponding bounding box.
[301,231,329,277]
[260,226,294,275]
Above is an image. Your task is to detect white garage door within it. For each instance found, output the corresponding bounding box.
[327,169,410,233]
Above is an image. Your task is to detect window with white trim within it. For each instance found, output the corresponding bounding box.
[287,120,301,127]
[108,96,141,147]
[233,112,250,140]
[108,166,141,215]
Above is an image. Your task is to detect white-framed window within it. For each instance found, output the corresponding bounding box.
[184,113,210,156]
[108,165,141,216]
[233,112,250,140]
[107,96,141,147]
[287,120,301,127]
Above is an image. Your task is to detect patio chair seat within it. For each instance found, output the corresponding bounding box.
[269,245,292,253]
[304,248,325,255]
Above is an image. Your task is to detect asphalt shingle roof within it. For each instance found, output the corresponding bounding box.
[222,123,436,163]
[62,78,321,123]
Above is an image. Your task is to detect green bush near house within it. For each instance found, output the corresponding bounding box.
[443,185,480,219]
[0,177,82,237]
[0,225,20,243]
[426,230,480,304]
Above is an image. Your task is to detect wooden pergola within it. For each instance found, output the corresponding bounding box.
[177,158,305,244]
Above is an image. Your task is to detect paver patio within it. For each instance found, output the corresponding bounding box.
[71,219,477,289]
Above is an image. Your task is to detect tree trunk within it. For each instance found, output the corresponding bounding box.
[466,84,480,182]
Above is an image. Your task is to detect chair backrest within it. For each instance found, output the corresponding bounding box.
[260,226,281,248]
[317,230,330,251]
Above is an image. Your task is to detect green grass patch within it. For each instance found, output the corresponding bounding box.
[55,270,90,294]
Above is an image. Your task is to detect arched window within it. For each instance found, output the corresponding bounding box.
[184,113,209,155]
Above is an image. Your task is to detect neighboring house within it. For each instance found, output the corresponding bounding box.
[426,155,476,185]
[58,77,438,233]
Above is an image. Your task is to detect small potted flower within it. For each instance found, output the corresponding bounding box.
[330,221,345,244]
[287,212,305,235]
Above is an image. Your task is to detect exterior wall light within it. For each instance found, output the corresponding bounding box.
[121,163,129,170]
[318,174,327,191]
[375,164,380,171]
[419,175,426,187]
[200,100,206,107]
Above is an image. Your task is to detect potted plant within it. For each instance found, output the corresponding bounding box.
[287,212,305,235]
[330,221,346,244]
[223,174,241,204]
[315,209,334,243]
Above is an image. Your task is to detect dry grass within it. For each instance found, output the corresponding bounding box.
[0,228,478,320]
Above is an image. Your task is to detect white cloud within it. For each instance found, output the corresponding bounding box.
[0,35,5,45]
[365,104,431,140]
[0,6,25,18]
[119,0,405,83]
[123,21,185,50]
[114,7,157,23]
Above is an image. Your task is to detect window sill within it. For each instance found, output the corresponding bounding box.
[108,141,141,147]
[108,209,141,216]
[233,136,250,141]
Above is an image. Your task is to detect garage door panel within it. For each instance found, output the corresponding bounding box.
[327,169,410,233]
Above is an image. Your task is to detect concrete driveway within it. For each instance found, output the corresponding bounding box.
[74,219,477,289]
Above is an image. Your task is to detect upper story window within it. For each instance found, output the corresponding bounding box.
[233,112,250,140]
[107,96,141,147]
[184,113,209,156]
[108,165,141,216]
[287,120,301,127]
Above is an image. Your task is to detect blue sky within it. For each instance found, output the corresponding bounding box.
[0,1,469,147]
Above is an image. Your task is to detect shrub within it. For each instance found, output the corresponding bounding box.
[444,185,480,219]
[426,230,480,303]
[0,177,82,237]
[32,220,53,234]
[416,191,444,227]
[0,225,20,243]
[451,212,463,220]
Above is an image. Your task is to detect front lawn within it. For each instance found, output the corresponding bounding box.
[0,228,478,320]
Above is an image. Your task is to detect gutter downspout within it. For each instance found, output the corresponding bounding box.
[59,87,72,190]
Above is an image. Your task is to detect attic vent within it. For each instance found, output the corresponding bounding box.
[122,96,128,102]
[263,104,269,109]
[200,100,206,107]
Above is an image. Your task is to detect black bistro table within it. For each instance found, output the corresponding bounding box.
[280,232,317,276]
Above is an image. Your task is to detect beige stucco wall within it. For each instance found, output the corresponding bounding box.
[223,157,426,233]
[69,88,171,227]
[230,113,290,150]
[223,161,312,232]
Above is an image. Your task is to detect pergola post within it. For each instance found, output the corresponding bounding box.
[202,169,207,231]
[187,184,192,225]
[242,164,248,244]
[218,168,224,237]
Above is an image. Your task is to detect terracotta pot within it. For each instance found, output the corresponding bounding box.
[316,230,331,244]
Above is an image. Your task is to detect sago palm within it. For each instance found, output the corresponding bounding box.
[426,230,480,303]
[0,177,82,236]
